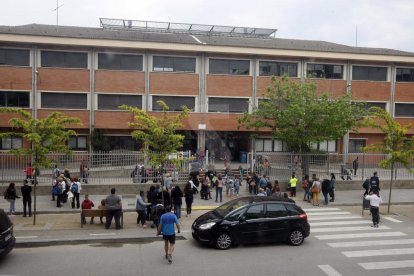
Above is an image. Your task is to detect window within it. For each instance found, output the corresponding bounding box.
[106,136,142,150]
[259,61,298,77]
[208,97,249,113]
[152,96,195,111]
[1,137,22,150]
[352,66,387,81]
[98,94,142,110]
[41,51,88,69]
[153,56,196,73]
[307,64,343,79]
[0,48,30,66]
[0,91,30,107]
[226,206,248,222]
[209,59,250,75]
[395,103,414,117]
[363,102,387,111]
[349,139,366,153]
[266,203,288,218]
[245,204,265,220]
[255,139,288,152]
[98,53,143,71]
[310,140,337,152]
[68,136,87,150]
[41,93,87,109]
[396,68,414,82]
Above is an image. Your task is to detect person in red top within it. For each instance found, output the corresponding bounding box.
[24,163,32,180]
[81,194,95,224]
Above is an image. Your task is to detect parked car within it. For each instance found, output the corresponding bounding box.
[0,209,15,257]
[192,196,310,249]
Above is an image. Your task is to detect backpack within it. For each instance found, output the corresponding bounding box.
[71,183,79,193]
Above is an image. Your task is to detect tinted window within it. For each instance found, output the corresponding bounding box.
[285,204,303,216]
[349,139,366,153]
[208,97,249,113]
[41,93,87,109]
[352,66,387,81]
[215,198,251,217]
[98,53,143,70]
[307,64,343,79]
[106,136,142,150]
[153,56,196,73]
[0,91,30,107]
[396,68,414,82]
[245,204,265,220]
[266,203,288,218]
[209,59,250,75]
[1,137,22,150]
[152,96,195,111]
[259,61,297,77]
[41,51,88,68]
[364,102,387,111]
[395,103,414,117]
[68,136,87,150]
[0,48,30,66]
[98,94,142,110]
[225,206,248,222]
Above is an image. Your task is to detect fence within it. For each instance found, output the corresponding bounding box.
[251,152,414,181]
[0,151,195,184]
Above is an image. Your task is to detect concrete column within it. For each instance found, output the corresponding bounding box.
[144,50,150,111]
[390,63,396,117]
[89,49,95,152]
[343,60,352,162]
[31,46,38,120]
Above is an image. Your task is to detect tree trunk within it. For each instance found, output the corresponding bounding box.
[387,163,394,214]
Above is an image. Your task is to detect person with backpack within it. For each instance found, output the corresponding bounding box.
[362,177,370,196]
[70,177,81,209]
[369,172,380,193]
[52,177,63,208]
[321,175,331,205]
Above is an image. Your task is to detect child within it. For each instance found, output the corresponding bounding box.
[81,194,95,224]
[98,199,106,224]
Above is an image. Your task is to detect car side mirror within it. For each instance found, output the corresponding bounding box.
[238,215,246,222]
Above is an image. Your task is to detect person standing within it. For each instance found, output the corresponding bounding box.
[105,188,122,230]
[311,177,321,206]
[321,176,331,205]
[329,173,336,202]
[136,190,152,228]
[184,182,193,217]
[21,179,32,217]
[302,175,310,202]
[157,206,181,264]
[215,174,224,203]
[70,178,81,209]
[80,160,89,184]
[4,182,20,215]
[289,173,298,197]
[365,190,383,227]
[369,172,380,193]
[24,163,32,180]
[352,157,359,176]
[170,185,183,219]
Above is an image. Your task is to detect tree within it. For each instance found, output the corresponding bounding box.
[238,77,366,174]
[0,108,81,224]
[363,106,414,214]
[120,101,190,203]
[91,128,111,151]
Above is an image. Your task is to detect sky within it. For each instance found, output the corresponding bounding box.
[2,0,414,53]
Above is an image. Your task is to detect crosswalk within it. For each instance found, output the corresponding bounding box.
[305,207,412,276]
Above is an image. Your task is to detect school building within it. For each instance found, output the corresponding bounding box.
[1,19,414,161]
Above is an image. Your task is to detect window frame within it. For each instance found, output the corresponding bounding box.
[396,67,414,83]
[152,55,197,73]
[208,58,251,76]
[0,47,31,67]
[0,91,30,108]
[348,138,367,153]
[40,92,88,110]
[207,97,250,113]
[255,138,289,152]
[352,65,388,82]
[40,50,89,69]
[394,102,414,118]
[0,136,23,150]
[96,93,143,110]
[97,52,143,71]
[150,95,197,112]
[306,63,344,79]
[258,60,298,77]
[68,135,88,151]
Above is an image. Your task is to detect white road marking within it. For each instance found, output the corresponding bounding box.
[304,208,341,212]
[329,239,414,248]
[343,247,414,258]
[89,233,116,236]
[318,265,343,276]
[311,220,371,226]
[307,211,352,216]
[393,274,414,276]
[15,236,38,239]
[308,215,361,221]
[315,232,406,240]
[312,225,390,233]
[359,260,414,270]
[383,216,403,223]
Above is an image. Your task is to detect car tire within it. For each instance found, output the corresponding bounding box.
[287,229,304,246]
[215,232,233,250]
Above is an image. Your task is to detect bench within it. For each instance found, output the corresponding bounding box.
[80,209,123,228]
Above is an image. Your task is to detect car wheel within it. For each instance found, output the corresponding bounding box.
[287,229,304,246]
[215,232,233,250]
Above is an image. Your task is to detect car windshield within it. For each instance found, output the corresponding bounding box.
[214,198,252,217]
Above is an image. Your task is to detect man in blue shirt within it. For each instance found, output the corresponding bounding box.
[157,206,181,264]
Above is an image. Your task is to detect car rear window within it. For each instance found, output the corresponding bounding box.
[285,204,304,215]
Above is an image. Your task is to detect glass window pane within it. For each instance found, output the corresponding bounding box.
[229,60,249,75]
[273,140,283,151]
[319,141,328,151]
[209,59,229,74]
[349,139,366,153]
[41,93,87,109]
[2,138,12,149]
[264,139,273,151]
[68,137,77,148]
[396,68,414,82]
[245,204,264,220]
[41,51,87,68]
[0,48,30,66]
[0,91,30,107]
[12,137,22,148]
[173,57,196,73]
[255,139,264,152]
[152,96,195,111]
[353,66,387,81]
[327,140,336,152]
[98,94,142,110]
[395,103,414,117]
[266,203,288,218]
[208,97,249,113]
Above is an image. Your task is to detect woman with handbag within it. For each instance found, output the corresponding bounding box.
[311,177,321,206]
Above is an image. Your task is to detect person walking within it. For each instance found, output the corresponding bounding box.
[289,173,298,197]
[157,206,181,264]
[21,179,32,217]
[369,172,380,193]
[329,173,336,202]
[362,177,370,197]
[321,176,331,205]
[365,190,383,227]
[184,182,193,217]
[4,182,20,215]
[136,190,151,228]
[352,157,359,176]
[170,185,183,219]
[105,188,122,230]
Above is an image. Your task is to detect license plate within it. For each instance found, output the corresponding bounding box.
[4,234,11,241]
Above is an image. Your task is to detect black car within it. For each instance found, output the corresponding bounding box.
[192,196,310,249]
[0,209,15,257]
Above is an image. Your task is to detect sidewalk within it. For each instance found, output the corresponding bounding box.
[3,187,414,248]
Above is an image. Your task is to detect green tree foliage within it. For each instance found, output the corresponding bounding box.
[363,106,414,213]
[91,128,111,151]
[0,107,81,224]
[238,77,366,153]
[120,101,190,168]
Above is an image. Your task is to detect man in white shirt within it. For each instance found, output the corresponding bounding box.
[365,190,383,228]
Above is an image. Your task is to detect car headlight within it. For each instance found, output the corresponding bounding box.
[199,222,216,230]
